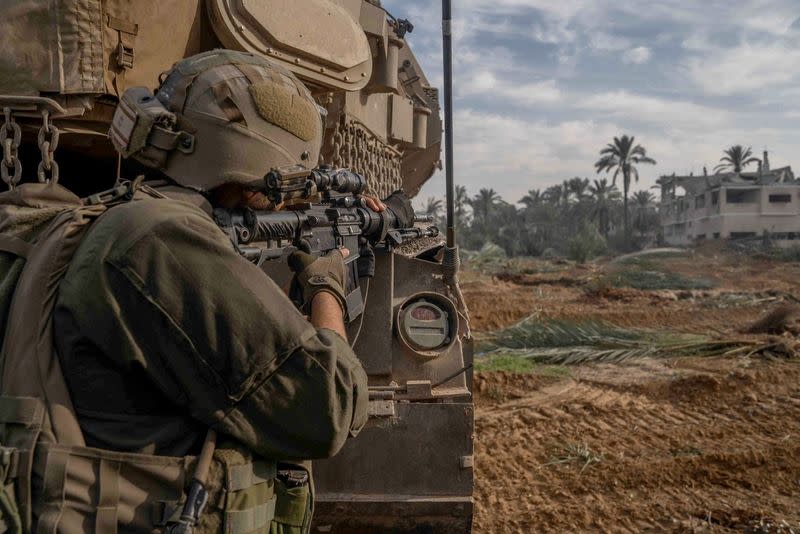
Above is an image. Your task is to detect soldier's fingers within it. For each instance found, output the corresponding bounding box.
[363,196,385,212]
[338,247,350,259]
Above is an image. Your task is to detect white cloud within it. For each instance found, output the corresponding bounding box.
[577,91,732,128]
[590,33,632,52]
[623,46,652,64]
[505,80,563,104]
[687,42,800,95]
[391,0,800,202]
[461,75,562,105]
[444,109,624,202]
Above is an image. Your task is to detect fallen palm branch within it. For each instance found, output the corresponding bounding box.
[475,316,795,365]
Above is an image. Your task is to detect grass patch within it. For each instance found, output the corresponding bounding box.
[773,246,800,263]
[463,253,570,276]
[614,250,689,265]
[613,257,660,270]
[474,353,571,377]
[602,269,715,290]
[542,442,603,473]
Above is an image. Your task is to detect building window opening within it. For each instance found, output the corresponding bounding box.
[713,232,720,239]
[726,189,758,204]
[730,232,757,239]
[769,194,792,203]
[711,191,719,205]
[695,195,706,209]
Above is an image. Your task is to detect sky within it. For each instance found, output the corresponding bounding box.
[381,0,800,206]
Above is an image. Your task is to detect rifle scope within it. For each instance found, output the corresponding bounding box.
[265,166,367,204]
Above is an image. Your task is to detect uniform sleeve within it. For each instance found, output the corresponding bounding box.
[55,199,368,460]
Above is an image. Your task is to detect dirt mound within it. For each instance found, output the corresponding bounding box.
[494,272,586,287]
[746,303,800,335]
[474,371,562,404]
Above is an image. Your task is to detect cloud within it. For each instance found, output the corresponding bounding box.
[590,33,632,52]
[622,46,652,64]
[387,0,800,203]
[577,91,732,128]
[687,42,800,95]
[461,73,563,105]
[446,109,625,202]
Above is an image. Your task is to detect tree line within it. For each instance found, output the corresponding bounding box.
[423,135,660,260]
[422,136,772,260]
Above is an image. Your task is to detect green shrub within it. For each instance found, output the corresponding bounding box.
[605,269,714,290]
[541,248,558,260]
[774,246,800,263]
[567,225,607,263]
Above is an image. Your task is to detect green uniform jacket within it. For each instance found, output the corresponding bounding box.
[52,195,368,460]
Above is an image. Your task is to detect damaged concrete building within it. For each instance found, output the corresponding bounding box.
[658,152,799,246]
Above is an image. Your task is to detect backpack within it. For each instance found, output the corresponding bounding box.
[0,0,206,100]
[0,182,307,533]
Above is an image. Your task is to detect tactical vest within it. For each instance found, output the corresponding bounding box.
[0,182,312,533]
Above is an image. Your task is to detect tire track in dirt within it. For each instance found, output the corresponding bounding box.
[473,359,800,533]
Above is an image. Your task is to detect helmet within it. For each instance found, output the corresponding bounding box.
[110,49,323,191]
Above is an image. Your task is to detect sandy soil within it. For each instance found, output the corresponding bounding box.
[466,247,800,533]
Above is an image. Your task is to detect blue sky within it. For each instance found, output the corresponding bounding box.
[381,0,800,205]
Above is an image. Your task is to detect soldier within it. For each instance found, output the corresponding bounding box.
[0,50,380,533]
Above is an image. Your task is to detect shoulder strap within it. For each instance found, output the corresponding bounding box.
[0,234,32,258]
[1,202,109,446]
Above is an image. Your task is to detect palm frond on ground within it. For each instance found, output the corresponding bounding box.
[475,316,782,365]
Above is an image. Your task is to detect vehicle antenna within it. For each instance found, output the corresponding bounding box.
[440,0,471,337]
[442,0,456,247]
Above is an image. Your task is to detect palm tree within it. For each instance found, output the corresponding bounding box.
[561,180,573,206]
[567,177,590,202]
[468,188,500,225]
[455,185,469,219]
[424,197,443,219]
[595,135,656,244]
[713,145,760,174]
[632,190,655,237]
[519,189,543,209]
[543,184,565,206]
[588,178,620,237]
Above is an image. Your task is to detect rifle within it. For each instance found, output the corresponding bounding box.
[213,165,439,321]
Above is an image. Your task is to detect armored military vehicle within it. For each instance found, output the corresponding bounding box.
[0,1,473,531]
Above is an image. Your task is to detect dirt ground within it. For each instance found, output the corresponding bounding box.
[465,247,800,533]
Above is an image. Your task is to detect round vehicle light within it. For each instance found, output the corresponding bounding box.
[397,296,456,354]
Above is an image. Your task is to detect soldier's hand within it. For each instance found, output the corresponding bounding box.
[359,194,386,213]
[288,249,349,314]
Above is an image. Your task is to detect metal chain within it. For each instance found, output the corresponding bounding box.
[0,108,22,189]
[37,110,60,184]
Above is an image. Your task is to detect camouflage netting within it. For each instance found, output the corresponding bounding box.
[325,115,403,199]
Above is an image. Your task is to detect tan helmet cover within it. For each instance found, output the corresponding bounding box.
[112,50,323,191]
